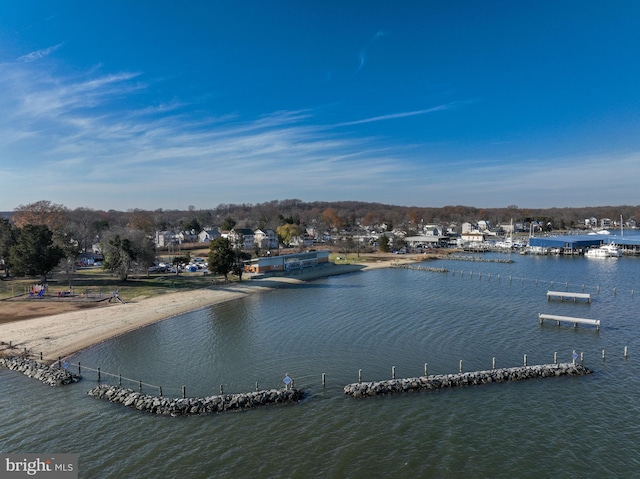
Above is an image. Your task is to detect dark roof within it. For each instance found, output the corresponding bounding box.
[231,228,255,235]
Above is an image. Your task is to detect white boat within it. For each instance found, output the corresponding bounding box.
[585,243,622,258]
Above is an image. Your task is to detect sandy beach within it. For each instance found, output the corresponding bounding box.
[0,258,417,362]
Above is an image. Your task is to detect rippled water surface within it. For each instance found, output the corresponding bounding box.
[2,253,640,478]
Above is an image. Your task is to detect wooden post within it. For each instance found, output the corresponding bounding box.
[392,366,396,379]
[322,373,326,387]
[98,367,101,382]
[182,386,186,399]
[624,346,628,359]
[424,363,428,377]
[58,357,61,368]
[255,382,259,391]
[492,357,496,369]
[580,352,584,365]
[553,352,557,364]
[159,386,163,397]
[219,384,224,395]
[119,373,122,386]
[602,349,606,360]
[139,381,142,393]
[524,354,527,367]
[358,369,362,383]
[78,362,81,375]
[40,352,43,361]
[459,360,463,373]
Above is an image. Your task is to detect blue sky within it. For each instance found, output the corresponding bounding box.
[1,1,639,211]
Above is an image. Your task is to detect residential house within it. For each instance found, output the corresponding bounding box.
[461,222,475,234]
[460,231,486,245]
[155,231,177,248]
[228,228,255,250]
[177,230,198,244]
[254,229,279,249]
[198,228,221,243]
[600,218,612,229]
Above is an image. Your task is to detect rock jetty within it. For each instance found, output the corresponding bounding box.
[87,384,304,416]
[343,363,591,398]
[0,356,82,386]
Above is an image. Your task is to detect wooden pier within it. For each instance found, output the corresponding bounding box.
[538,313,600,330]
[546,290,591,303]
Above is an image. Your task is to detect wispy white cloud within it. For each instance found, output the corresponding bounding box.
[0,61,414,208]
[17,43,64,63]
[355,30,388,74]
[1,59,638,210]
[336,104,453,126]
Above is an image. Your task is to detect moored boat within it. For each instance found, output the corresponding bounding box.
[585,243,622,258]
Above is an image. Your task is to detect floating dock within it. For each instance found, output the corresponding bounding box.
[538,313,600,330]
[547,290,591,302]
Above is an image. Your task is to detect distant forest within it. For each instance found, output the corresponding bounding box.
[2,199,639,235]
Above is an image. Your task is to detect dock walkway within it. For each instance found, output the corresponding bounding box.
[547,290,591,303]
[538,313,600,330]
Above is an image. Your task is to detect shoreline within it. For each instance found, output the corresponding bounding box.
[0,259,417,362]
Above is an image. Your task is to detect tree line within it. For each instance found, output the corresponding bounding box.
[1,199,638,283]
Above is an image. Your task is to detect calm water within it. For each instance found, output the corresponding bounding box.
[2,252,640,478]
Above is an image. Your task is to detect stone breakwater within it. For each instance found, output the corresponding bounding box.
[0,356,82,386]
[343,363,592,398]
[87,384,304,416]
